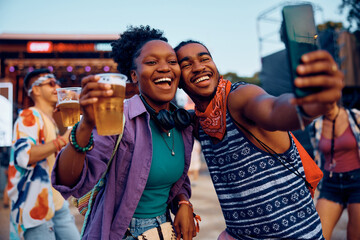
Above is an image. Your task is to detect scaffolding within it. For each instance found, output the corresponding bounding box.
[256,1,324,58]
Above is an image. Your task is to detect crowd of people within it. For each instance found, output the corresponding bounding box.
[2,23,359,240]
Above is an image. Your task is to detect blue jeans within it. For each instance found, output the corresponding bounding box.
[123,214,168,240]
[23,201,80,240]
[319,169,360,207]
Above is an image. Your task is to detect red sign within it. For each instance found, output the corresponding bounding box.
[27,42,97,53]
[53,43,95,52]
[27,42,53,53]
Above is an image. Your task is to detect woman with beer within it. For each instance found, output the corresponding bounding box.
[52,25,196,239]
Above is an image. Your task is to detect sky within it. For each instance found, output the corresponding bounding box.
[0,0,350,77]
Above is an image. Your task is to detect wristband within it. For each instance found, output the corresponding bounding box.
[53,139,61,152]
[178,200,201,233]
[57,136,67,147]
[178,200,193,209]
[194,213,201,233]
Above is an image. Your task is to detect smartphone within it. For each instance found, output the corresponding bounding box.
[282,4,321,98]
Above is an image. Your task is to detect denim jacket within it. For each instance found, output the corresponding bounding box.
[52,95,193,239]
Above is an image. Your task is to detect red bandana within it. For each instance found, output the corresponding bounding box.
[195,77,231,140]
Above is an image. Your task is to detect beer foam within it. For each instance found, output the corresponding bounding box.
[59,99,79,104]
[97,73,126,86]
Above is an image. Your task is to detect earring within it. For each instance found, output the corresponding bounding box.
[130,71,138,84]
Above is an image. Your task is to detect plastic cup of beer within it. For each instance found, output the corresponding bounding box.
[56,87,81,127]
[94,73,127,136]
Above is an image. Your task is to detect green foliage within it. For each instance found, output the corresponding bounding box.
[317,21,344,31]
[222,72,261,86]
[339,0,360,30]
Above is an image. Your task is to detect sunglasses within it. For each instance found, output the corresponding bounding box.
[38,80,61,88]
[27,74,61,96]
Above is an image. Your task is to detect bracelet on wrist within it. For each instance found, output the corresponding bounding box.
[57,136,67,147]
[178,200,193,209]
[193,213,201,233]
[178,200,202,233]
[53,139,61,152]
[69,121,94,153]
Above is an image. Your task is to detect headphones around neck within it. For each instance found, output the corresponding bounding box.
[139,95,191,131]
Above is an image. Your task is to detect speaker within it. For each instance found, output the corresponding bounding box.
[139,95,191,130]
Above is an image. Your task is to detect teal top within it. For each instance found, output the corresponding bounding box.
[133,119,185,218]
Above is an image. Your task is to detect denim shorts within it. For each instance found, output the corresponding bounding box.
[319,168,360,207]
[123,213,169,240]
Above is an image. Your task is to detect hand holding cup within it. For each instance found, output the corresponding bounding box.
[56,87,81,127]
[79,74,126,135]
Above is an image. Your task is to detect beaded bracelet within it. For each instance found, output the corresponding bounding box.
[69,121,94,153]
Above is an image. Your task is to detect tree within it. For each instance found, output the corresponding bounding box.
[317,21,343,31]
[222,72,260,86]
[339,0,360,30]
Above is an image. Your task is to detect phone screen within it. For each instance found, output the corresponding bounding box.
[282,4,321,98]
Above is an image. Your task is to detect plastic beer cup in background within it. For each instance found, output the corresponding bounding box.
[56,87,81,127]
[94,73,127,136]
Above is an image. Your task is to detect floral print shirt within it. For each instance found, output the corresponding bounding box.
[8,107,63,239]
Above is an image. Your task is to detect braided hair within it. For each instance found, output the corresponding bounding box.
[111,25,168,80]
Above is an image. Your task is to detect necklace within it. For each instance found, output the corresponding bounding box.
[325,107,341,176]
[160,129,175,156]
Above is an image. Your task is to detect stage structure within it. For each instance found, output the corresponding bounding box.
[0,33,121,110]
[256,1,360,154]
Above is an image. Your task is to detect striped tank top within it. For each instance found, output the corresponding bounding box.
[198,82,324,239]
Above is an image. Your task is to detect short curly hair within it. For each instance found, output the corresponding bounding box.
[174,39,211,57]
[111,25,168,80]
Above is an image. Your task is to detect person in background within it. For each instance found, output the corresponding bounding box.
[52,26,196,240]
[175,91,201,186]
[0,86,13,209]
[0,147,11,208]
[188,139,202,186]
[309,103,360,240]
[175,40,343,239]
[7,69,79,239]
[0,94,13,146]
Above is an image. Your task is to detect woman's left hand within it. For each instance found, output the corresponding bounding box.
[173,204,197,240]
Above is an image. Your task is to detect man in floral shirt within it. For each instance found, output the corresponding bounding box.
[7,69,79,240]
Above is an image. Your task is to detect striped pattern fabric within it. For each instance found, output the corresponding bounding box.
[198,82,324,239]
[75,181,104,216]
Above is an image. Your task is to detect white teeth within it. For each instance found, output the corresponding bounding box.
[194,76,209,84]
[154,78,172,83]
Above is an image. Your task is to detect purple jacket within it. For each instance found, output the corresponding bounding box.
[52,95,193,239]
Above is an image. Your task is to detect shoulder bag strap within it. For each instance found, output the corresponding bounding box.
[80,118,124,237]
[99,124,124,179]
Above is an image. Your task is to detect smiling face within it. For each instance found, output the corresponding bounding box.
[30,73,60,105]
[131,40,180,111]
[176,43,220,108]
